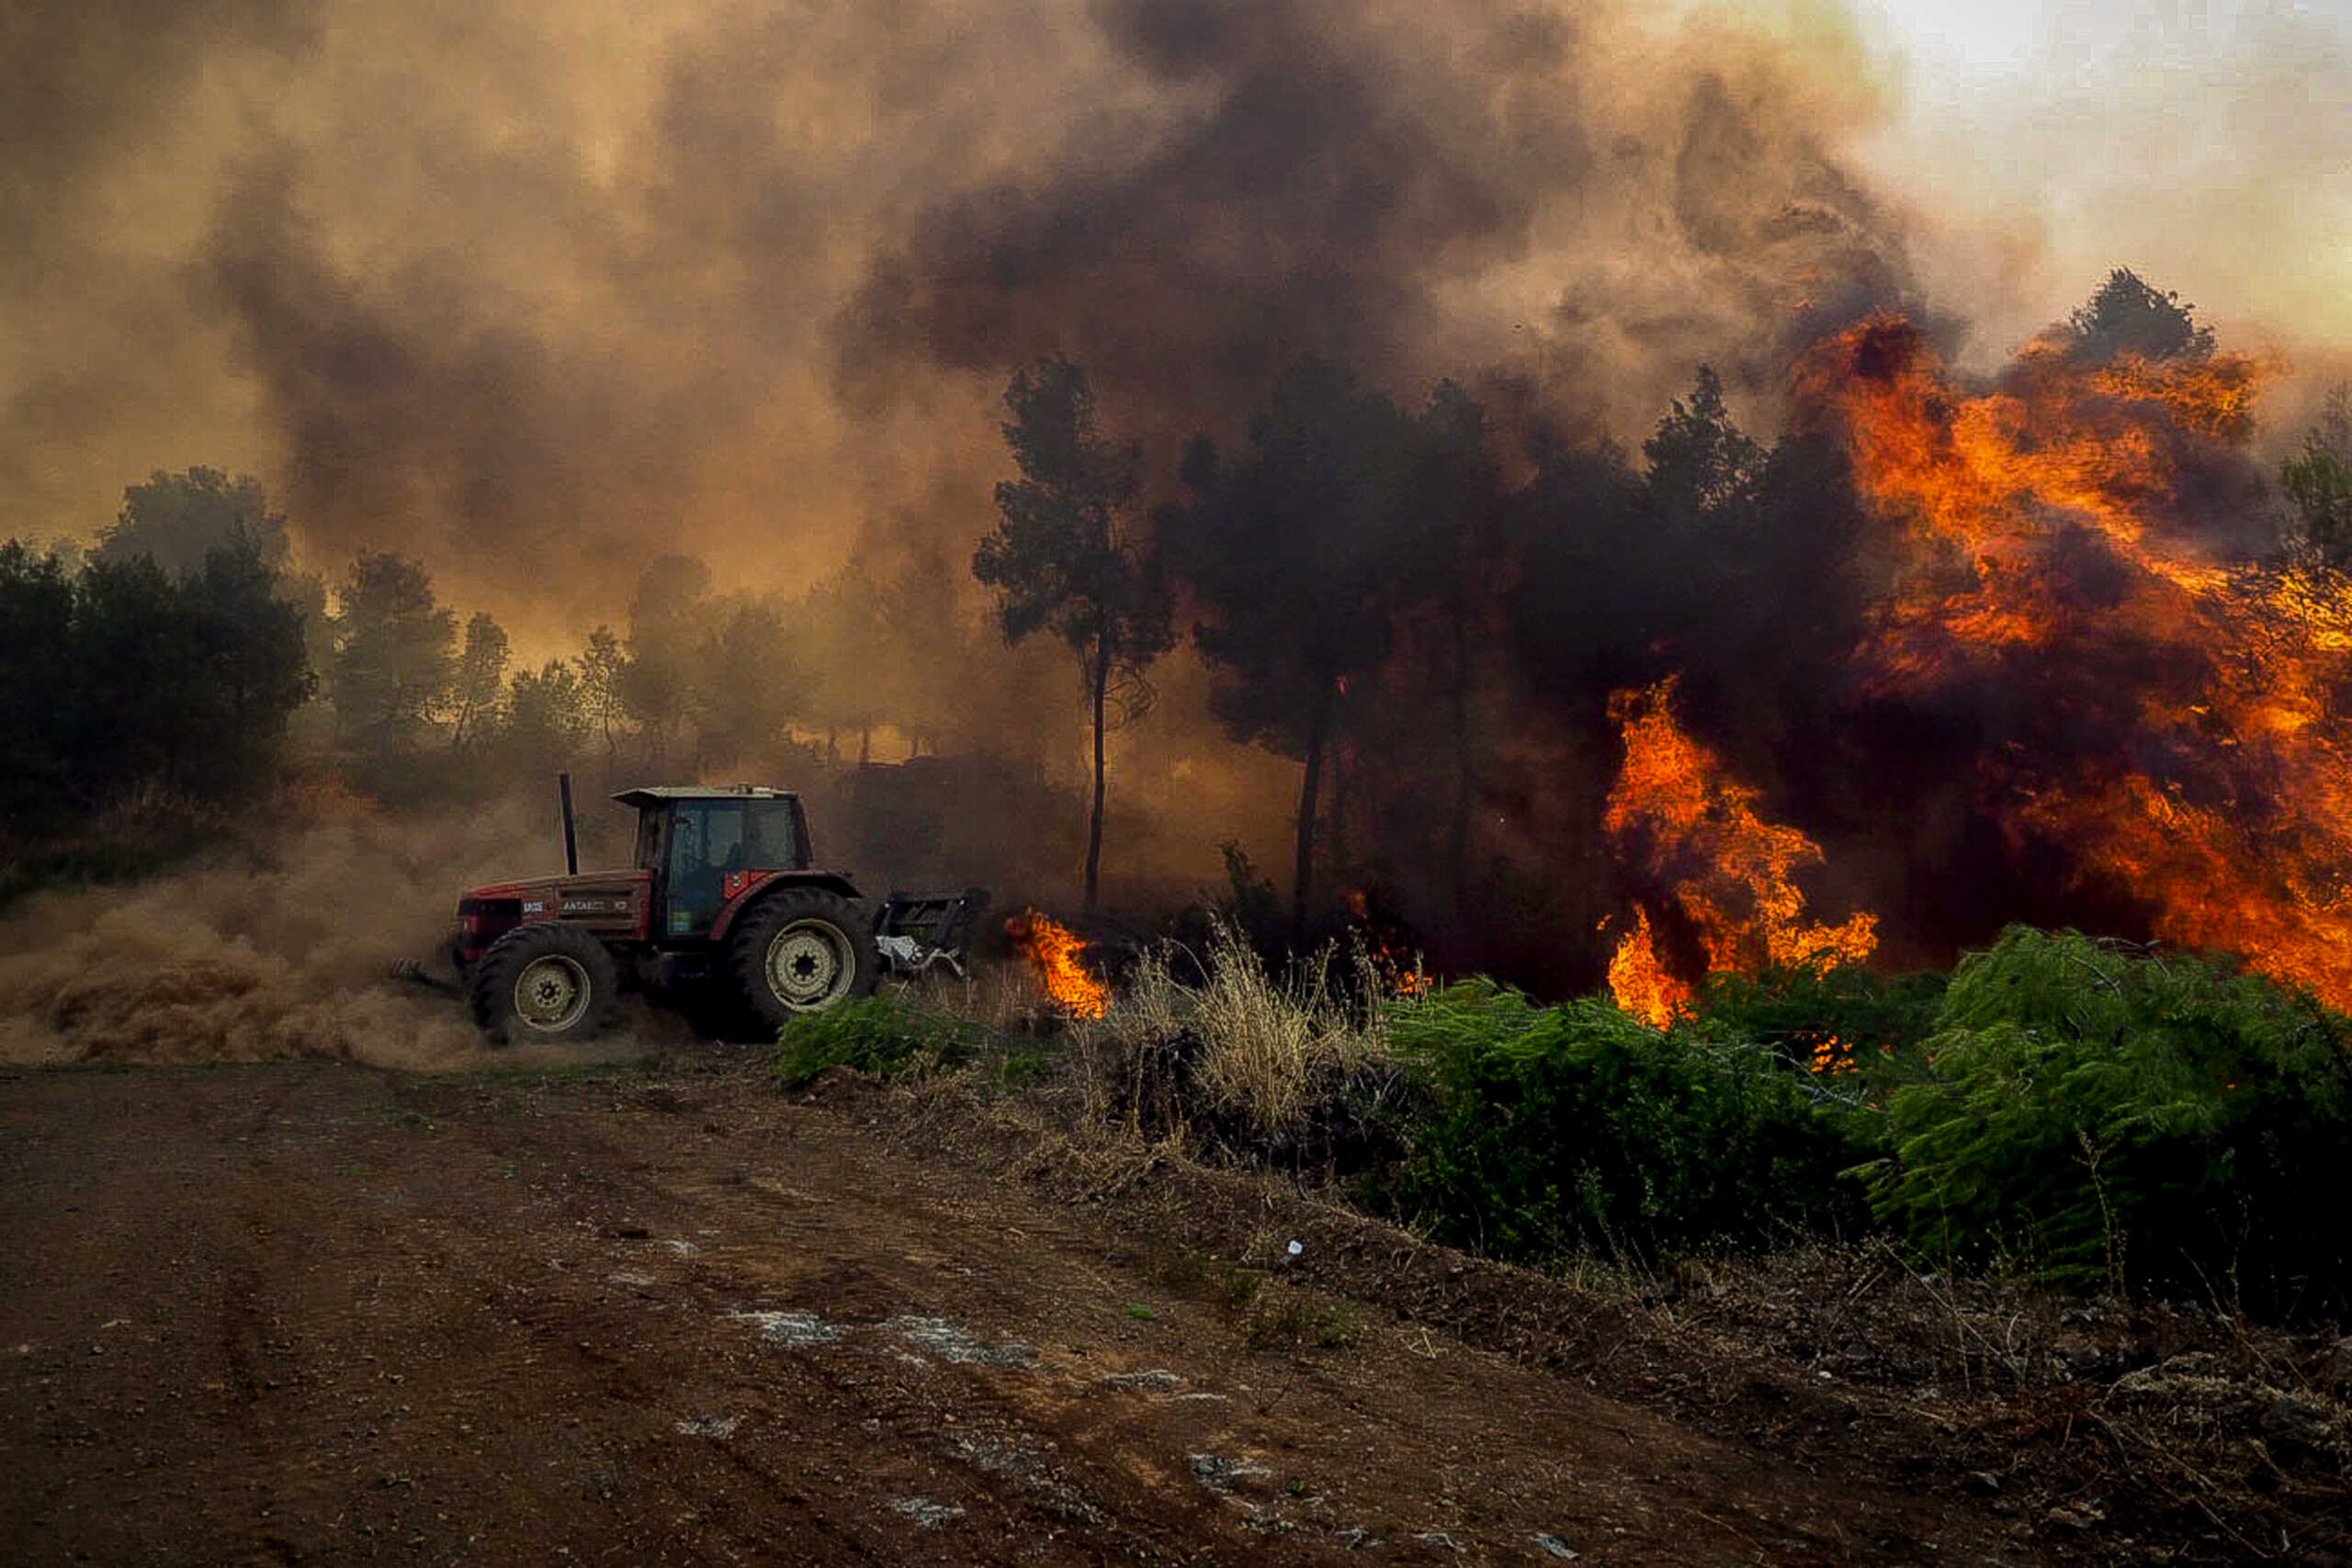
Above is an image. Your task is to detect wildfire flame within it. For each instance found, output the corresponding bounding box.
[1344,887,1436,997]
[1006,909,1110,1019]
[1604,906,1689,1029]
[1805,316,2352,1010]
[1602,679,1879,1026]
[1805,1034,1858,1075]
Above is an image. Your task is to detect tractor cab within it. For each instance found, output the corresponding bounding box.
[421,776,988,1045]
[617,786,813,940]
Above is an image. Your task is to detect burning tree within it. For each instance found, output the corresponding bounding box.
[1543,272,2352,1018]
[1782,293,2352,1007]
[975,357,1173,914]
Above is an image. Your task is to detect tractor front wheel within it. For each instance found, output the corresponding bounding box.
[469,922,619,1045]
[730,888,880,1030]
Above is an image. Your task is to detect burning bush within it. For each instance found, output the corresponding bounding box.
[1696,962,1950,1075]
[786,913,2352,1321]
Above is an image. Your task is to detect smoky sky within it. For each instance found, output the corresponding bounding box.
[2,0,1927,625]
[836,0,1580,417]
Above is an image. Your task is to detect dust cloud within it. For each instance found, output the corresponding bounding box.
[0,801,676,1070]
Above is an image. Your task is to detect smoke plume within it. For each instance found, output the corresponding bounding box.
[6,0,2349,1015]
[4,0,1919,601]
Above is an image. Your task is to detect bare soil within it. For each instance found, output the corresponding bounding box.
[0,1054,2341,1566]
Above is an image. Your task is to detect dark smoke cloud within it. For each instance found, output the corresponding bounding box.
[837,0,1578,419]
[839,0,1919,444]
[0,2,313,535]
[0,1,310,243]
[201,156,730,615]
[6,0,1916,599]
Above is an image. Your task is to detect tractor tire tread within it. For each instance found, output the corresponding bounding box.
[469,921,620,1046]
[729,887,881,1031]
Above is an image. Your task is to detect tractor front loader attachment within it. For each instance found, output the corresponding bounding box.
[873,887,991,979]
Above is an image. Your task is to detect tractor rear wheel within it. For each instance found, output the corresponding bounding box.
[469,922,619,1045]
[730,888,880,1030]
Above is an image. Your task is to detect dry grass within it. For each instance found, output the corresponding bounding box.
[1073,922,1391,1140]
[899,962,1038,1033]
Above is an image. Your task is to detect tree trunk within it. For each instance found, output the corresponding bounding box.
[1084,637,1109,914]
[1329,743,1351,892]
[1448,590,1474,915]
[1291,674,1335,943]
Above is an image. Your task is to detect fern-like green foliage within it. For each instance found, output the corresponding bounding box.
[1699,962,1948,1075]
[1863,927,2352,1311]
[1383,982,1871,1266]
[773,994,994,1087]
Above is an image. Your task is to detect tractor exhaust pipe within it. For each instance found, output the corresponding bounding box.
[558,772,579,875]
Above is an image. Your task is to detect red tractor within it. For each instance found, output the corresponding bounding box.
[429,781,986,1044]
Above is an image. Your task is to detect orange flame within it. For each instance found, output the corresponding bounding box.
[1343,888,1436,997]
[1007,909,1110,1019]
[1603,679,1879,1024]
[1805,1034,1857,1076]
[1605,906,1690,1028]
[1804,316,2352,1010]
[1369,952,1435,999]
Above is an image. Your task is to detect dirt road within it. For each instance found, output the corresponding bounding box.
[0,1059,2007,1566]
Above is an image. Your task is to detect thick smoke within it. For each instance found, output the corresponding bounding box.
[6,0,2347,1013]
[841,0,1919,441]
[6,0,1916,603]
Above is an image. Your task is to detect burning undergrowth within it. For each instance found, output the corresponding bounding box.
[861,908,2352,1325]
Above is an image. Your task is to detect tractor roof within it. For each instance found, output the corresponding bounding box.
[611,785,800,808]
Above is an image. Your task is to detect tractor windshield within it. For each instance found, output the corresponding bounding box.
[701,799,799,873]
[662,798,803,935]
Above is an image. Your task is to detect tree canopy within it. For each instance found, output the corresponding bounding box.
[97,467,292,577]
[2283,383,2352,570]
[0,535,311,824]
[329,550,457,764]
[974,356,1172,910]
[2063,267,2215,364]
[1166,358,1418,933]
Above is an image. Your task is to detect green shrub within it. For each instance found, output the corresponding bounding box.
[1699,962,1947,1075]
[1861,926,2352,1312]
[773,993,998,1087]
[1382,982,1870,1267]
